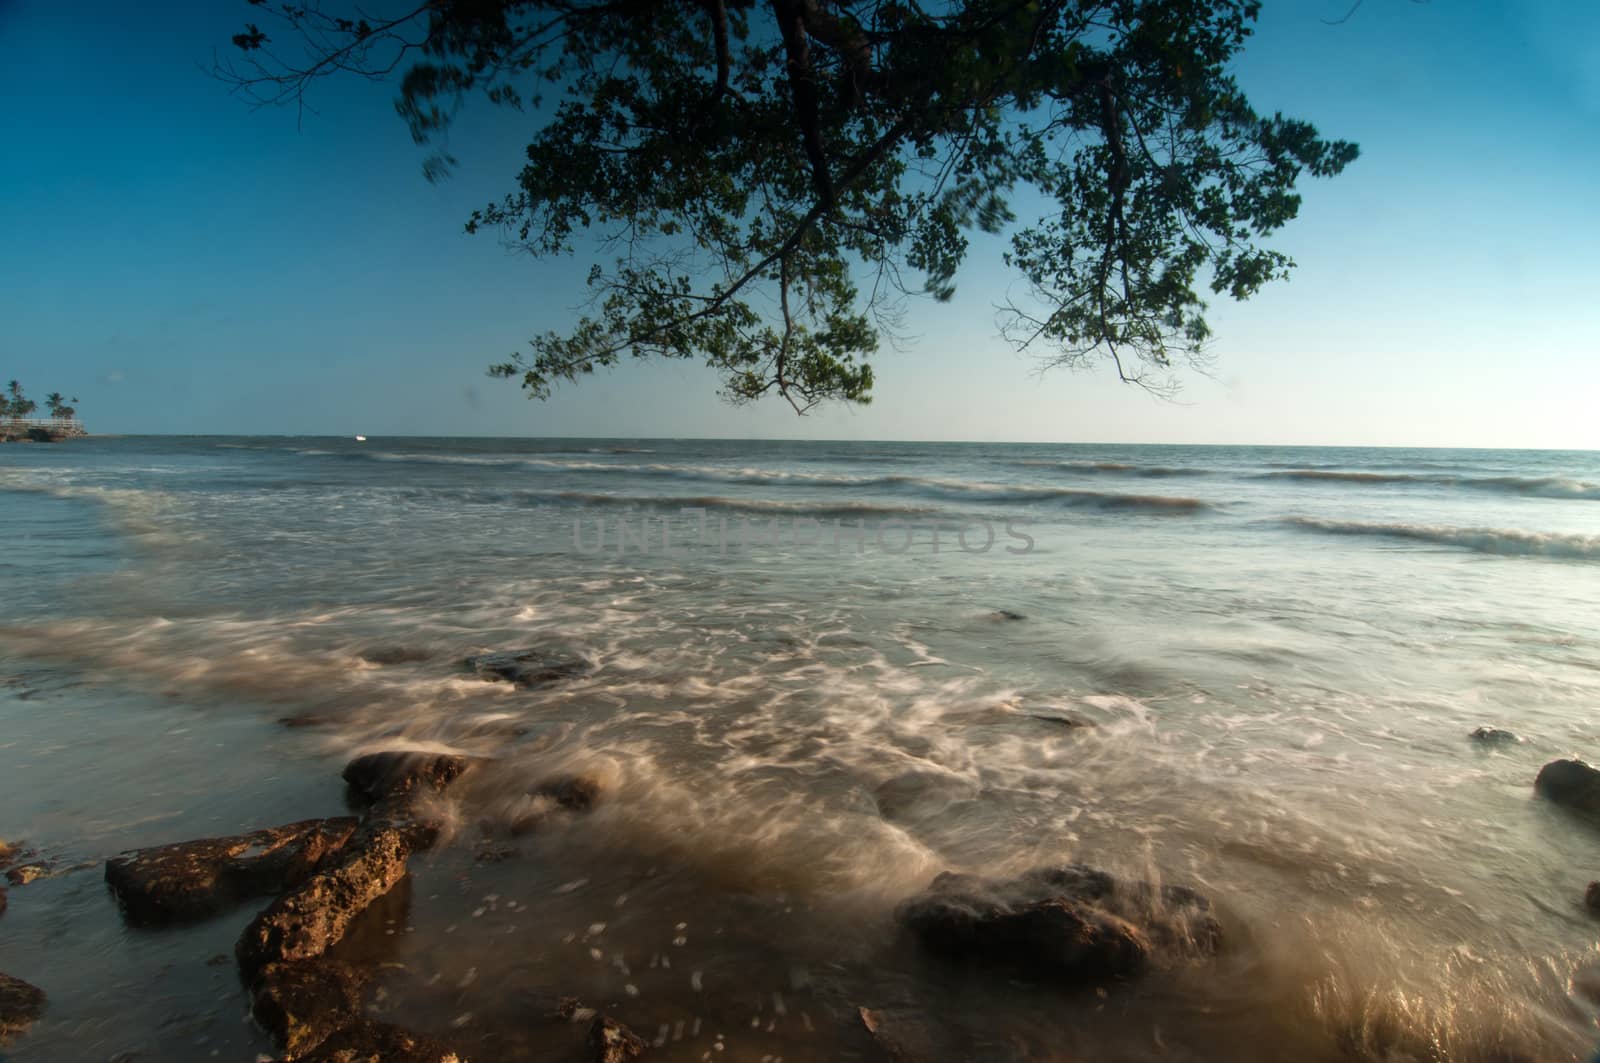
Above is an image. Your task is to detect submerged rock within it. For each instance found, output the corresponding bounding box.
[533,774,602,811]
[342,751,473,805]
[509,774,604,835]
[0,972,46,1040]
[873,772,979,822]
[105,818,358,924]
[1586,882,1600,914]
[896,864,1221,985]
[1534,759,1600,819]
[298,1018,465,1062]
[1470,726,1520,744]
[988,610,1027,622]
[236,822,420,978]
[464,648,593,689]
[250,959,369,1058]
[587,1015,645,1063]
[0,886,7,916]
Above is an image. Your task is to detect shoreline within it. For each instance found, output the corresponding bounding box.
[4,648,1599,1062]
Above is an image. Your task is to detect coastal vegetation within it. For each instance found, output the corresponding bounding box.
[219,0,1357,410]
[1,380,83,441]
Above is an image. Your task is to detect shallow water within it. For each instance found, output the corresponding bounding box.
[3,437,1600,1061]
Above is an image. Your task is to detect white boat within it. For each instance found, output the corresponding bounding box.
[354,435,367,442]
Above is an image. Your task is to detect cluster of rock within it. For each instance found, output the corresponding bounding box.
[91,748,631,1062]
[0,839,49,1040]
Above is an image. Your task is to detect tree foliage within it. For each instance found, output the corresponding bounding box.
[220,0,1357,409]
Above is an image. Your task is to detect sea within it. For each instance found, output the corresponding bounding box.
[2,436,1599,1061]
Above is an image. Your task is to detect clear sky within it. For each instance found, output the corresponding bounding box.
[2,0,1596,446]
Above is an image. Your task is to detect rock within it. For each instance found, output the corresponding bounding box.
[508,774,604,835]
[358,646,435,666]
[896,864,1221,985]
[858,1007,939,1062]
[0,972,46,1040]
[342,751,472,805]
[1470,726,1520,744]
[0,840,15,867]
[1025,712,1094,729]
[464,648,592,689]
[1535,759,1600,819]
[587,1015,646,1062]
[533,774,602,812]
[236,822,420,978]
[988,610,1027,621]
[1586,882,1600,914]
[4,864,47,886]
[873,772,979,822]
[105,818,358,924]
[249,959,369,1057]
[297,1019,465,1062]
[0,886,6,915]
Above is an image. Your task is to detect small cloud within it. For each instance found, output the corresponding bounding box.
[101,369,126,384]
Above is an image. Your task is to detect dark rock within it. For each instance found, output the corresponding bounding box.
[1025,712,1094,729]
[858,1007,939,1062]
[587,1015,645,1062]
[464,648,592,689]
[873,772,979,822]
[0,886,6,916]
[509,774,604,835]
[0,971,46,1040]
[988,610,1026,621]
[358,646,435,666]
[105,818,358,924]
[236,822,419,978]
[896,864,1221,985]
[297,1019,465,1062]
[1535,759,1600,819]
[250,959,369,1058]
[1586,882,1600,914]
[342,751,472,805]
[1470,726,1520,744]
[533,774,602,812]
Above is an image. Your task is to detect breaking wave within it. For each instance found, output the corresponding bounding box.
[1263,469,1600,499]
[1282,517,1600,559]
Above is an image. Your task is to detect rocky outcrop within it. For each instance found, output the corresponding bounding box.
[463,648,592,689]
[0,972,46,1040]
[587,1015,646,1062]
[342,752,473,805]
[105,818,358,923]
[1470,726,1520,744]
[249,959,370,1058]
[896,864,1221,985]
[297,1018,465,1062]
[1535,759,1600,820]
[236,821,420,978]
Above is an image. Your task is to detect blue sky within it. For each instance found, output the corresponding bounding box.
[2,0,1596,446]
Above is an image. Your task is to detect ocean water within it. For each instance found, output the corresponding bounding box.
[2,436,1600,1061]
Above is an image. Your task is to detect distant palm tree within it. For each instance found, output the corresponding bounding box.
[45,392,65,418]
[5,380,35,419]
